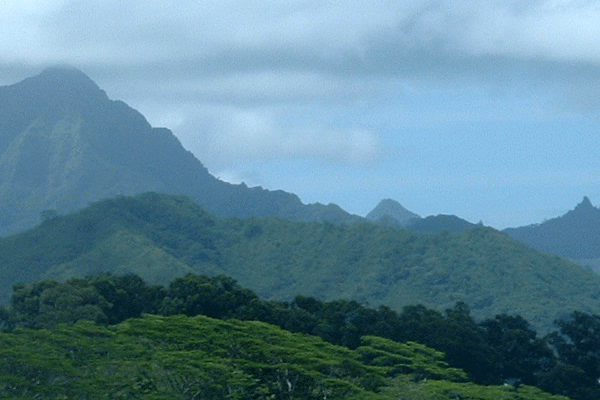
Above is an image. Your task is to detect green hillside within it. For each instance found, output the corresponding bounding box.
[0,313,568,399]
[2,192,600,333]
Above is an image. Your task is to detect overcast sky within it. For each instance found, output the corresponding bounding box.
[2,0,600,228]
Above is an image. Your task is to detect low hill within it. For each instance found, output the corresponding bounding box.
[0,68,358,236]
[2,192,600,334]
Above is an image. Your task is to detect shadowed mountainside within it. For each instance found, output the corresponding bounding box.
[0,67,359,236]
[504,197,600,261]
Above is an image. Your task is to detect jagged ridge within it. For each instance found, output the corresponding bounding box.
[504,196,600,260]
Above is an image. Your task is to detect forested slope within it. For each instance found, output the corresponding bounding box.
[1,192,599,334]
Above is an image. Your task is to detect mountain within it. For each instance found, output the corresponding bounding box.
[366,198,421,226]
[3,192,600,333]
[504,196,600,261]
[0,67,359,236]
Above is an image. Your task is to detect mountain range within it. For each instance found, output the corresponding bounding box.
[3,67,600,333]
[0,67,359,236]
[3,192,600,334]
[5,66,576,239]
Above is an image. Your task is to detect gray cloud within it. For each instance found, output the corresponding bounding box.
[3,0,600,176]
[6,1,600,97]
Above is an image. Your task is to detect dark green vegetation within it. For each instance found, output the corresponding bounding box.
[0,68,358,236]
[2,192,600,335]
[1,67,595,400]
[0,273,585,399]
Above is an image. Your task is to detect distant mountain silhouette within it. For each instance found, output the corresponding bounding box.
[366,199,421,227]
[0,67,359,235]
[504,197,600,260]
[366,199,475,233]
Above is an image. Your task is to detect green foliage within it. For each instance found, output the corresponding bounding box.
[480,314,556,385]
[5,272,590,397]
[0,314,568,400]
[356,336,468,381]
[159,274,259,319]
[11,278,109,328]
[2,192,599,338]
[2,192,600,397]
[542,311,600,400]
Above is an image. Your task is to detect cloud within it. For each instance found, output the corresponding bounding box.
[188,108,381,166]
[4,1,600,97]
[4,0,600,228]
[3,0,600,166]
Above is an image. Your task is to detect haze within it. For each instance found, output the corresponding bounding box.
[2,1,600,229]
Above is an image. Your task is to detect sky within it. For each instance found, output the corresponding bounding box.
[2,0,600,229]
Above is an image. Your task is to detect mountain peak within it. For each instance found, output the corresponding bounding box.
[13,66,107,106]
[504,196,600,260]
[366,198,420,226]
[0,68,360,236]
[38,66,95,82]
[575,196,594,210]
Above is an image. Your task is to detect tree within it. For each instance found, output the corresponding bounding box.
[480,314,555,386]
[10,279,108,328]
[160,274,259,319]
[91,273,165,324]
[542,311,600,399]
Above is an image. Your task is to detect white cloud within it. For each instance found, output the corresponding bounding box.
[182,108,381,167]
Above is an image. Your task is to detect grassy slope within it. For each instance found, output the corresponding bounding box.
[1,193,599,333]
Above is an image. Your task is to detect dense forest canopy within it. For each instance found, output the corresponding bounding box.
[1,273,598,399]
